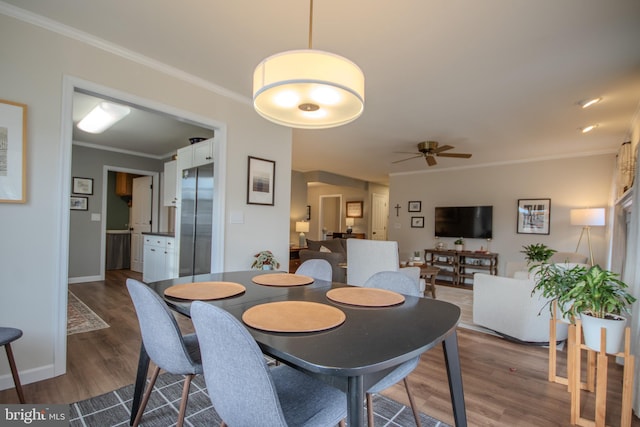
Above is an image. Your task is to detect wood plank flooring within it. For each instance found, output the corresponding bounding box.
[1,270,639,426]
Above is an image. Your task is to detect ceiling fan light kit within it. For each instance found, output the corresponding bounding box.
[252,0,364,129]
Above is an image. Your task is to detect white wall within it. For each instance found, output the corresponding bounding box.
[389,155,616,272]
[0,12,291,388]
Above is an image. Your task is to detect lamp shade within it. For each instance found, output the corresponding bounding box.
[570,208,605,226]
[296,221,310,233]
[345,218,355,226]
[253,49,365,129]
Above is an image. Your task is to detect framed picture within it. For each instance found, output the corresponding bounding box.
[346,201,363,218]
[0,99,27,203]
[306,205,311,221]
[411,216,425,228]
[70,196,88,211]
[72,177,94,195]
[408,201,421,212]
[517,198,551,234]
[247,156,275,205]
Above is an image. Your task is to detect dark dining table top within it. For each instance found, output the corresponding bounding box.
[149,269,461,377]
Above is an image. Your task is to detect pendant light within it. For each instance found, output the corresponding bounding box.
[253,0,365,129]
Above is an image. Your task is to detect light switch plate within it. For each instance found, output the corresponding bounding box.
[91,213,101,221]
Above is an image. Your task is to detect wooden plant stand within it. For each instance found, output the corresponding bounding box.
[569,320,634,427]
[548,301,595,392]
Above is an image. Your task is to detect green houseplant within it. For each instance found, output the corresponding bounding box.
[531,262,587,319]
[251,250,280,270]
[558,265,636,353]
[454,238,464,251]
[521,243,556,265]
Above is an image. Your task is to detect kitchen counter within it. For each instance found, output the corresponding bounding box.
[142,232,175,237]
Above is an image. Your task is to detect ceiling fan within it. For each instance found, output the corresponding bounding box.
[393,141,472,166]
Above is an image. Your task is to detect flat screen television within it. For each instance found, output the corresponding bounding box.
[434,206,493,239]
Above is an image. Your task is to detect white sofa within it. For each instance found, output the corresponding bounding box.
[473,272,569,343]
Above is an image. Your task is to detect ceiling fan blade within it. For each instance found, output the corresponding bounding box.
[393,151,422,155]
[433,145,454,154]
[426,155,437,166]
[437,152,472,158]
[392,154,423,164]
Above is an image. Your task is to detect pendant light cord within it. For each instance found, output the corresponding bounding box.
[308,0,314,49]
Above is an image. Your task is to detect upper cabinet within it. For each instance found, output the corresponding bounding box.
[163,160,177,207]
[177,138,214,170]
[115,172,133,196]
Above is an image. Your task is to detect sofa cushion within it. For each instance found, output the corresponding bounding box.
[306,239,346,254]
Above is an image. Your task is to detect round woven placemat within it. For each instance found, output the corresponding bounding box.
[326,287,405,307]
[242,301,346,332]
[251,273,314,287]
[164,281,246,300]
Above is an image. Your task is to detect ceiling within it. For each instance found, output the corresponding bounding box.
[6,0,640,183]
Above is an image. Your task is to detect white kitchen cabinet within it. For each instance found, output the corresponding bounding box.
[177,138,214,169]
[142,235,177,282]
[163,160,177,207]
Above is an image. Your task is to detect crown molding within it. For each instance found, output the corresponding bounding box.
[0,1,251,106]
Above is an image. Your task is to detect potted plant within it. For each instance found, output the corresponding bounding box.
[454,238,464,251]
[521,243,556,266]
[559,265,636,354]
[531,262,587,321]
[413,251,422,262]
[251,250,280,270]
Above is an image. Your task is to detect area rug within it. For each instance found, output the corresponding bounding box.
[69,372,451,427]
[67,291,109,335]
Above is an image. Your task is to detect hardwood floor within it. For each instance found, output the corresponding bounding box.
[1,270,639,426]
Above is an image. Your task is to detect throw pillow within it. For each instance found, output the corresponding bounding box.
[319,245,331,253]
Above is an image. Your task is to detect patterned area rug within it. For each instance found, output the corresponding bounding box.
[67,291,109,335]
[69,372,451,427]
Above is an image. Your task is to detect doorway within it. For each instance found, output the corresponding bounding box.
[319,194,343,239]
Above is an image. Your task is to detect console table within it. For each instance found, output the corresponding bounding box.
[424,249,498,287]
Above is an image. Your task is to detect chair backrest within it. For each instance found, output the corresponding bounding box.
[126,278,199,374]
[347,239,399,286]
[191,301,287,426]
[363,271,421,297]
[295,259,333,282]
[398,266,421,287]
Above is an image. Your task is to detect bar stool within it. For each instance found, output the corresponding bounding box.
[0,327,25,403]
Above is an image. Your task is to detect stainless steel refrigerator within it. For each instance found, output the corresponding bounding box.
[179,163,213,276]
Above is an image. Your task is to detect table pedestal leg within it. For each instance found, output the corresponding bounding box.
[130,344,150,426]
[347,376,365,427]
[443,331,467,427]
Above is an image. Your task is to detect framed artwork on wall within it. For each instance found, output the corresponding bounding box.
[0,99,27,203]
[247,156,275,205]
[346,201,363,218]
[517,198,551,234]
[408,201,421,212]
[411,216,425,228]
[72,177,94,195]
[70,196,88,211]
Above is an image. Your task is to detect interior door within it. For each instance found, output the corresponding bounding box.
[131,176,153,272]
[371,193,388,240]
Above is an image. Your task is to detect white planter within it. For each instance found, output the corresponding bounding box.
[580,313,626,354]
[455,245,463,251]
[262,265,273,270]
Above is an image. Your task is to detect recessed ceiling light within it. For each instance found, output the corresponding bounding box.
[580,124,598,133]
[580,97,602,109]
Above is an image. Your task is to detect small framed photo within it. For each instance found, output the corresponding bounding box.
[517,198,551,234]
[411,216,425,228]
[306,205,311,221]
[247,156,275,205]
[70,196,88,211]
[346,201,363,218]
[0,99,27,203]
[408,201,421,212]
[72,177,93,195]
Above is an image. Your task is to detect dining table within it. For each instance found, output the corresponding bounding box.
[130,270,467,427]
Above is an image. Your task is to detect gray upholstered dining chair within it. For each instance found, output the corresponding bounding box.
[126,279,203,427]
[363,271,423,427]
[0,327,25,403]
[190,301,347,427]
[295,258,333,282]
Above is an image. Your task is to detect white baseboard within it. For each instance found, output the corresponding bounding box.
[68,275,102,284]
[0,363,58,392]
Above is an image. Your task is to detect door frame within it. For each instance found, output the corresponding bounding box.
[56,75,227,376]
[319,194,343,239]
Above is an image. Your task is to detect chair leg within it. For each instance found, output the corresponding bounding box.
[132,365,161,427]
[366,392,374,427]
[177,374,194,427]
[4,343,25,404]
[404,377,422,427]
[339,420,346,427]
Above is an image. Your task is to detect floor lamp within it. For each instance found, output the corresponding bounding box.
[296,221,309,248]
[570,208,605,266]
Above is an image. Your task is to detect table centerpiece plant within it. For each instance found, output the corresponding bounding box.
[557,265,636,354]
[454,238,464,251]
[251,250,280,270]
[521,243,556,266]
